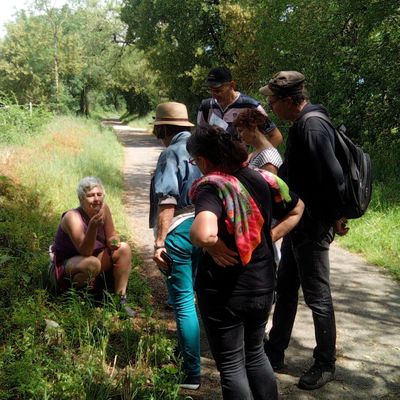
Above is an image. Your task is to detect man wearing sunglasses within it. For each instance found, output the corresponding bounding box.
[197,66,282,147]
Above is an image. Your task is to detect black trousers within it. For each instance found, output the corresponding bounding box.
[268,220,336,368]
[198,292,278,400]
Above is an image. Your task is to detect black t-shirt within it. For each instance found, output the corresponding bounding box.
[194,166,299,296]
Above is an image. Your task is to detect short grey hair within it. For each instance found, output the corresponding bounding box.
[76,176,105,202]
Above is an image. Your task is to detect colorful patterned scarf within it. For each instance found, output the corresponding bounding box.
[190,166,291,265]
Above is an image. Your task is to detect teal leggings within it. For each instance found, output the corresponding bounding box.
[165,218,201,378]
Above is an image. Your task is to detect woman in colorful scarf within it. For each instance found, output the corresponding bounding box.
[187,126,304,400]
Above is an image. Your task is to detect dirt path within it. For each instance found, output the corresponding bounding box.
[107,120,400,400]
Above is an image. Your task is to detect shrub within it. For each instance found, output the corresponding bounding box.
[0,102,52,145]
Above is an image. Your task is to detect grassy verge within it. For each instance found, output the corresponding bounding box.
[339,140,400,280]
[339,184,400,280]
[0,116,182,399]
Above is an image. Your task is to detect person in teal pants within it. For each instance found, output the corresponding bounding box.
[165,218,201,380]
[150,102,202,390]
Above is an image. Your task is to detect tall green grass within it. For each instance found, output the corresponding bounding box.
[339,140,400,280]
[0,116,182,399]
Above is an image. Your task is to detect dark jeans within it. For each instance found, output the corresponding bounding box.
[268,220,336,368]
[198,292,278,400]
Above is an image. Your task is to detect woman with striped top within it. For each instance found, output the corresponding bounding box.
[233,108,283,174]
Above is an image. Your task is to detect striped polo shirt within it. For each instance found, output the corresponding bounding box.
[197,92,277,133]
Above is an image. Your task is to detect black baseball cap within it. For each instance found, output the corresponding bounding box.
[206,67,233,88]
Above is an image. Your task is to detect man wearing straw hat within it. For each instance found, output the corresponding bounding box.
[150,102,202,390]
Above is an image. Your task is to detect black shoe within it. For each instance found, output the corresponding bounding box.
[179,375,201,390]
[119,296,136,318]
[264,340,285,372]
[298,363,335,390]
[269,357,285,372]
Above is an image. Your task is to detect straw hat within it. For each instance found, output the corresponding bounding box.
[153,102,194,127]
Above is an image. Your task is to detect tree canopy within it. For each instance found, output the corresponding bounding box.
[120,0,399,143]
[0,0,159,115]
[0,0,398,143]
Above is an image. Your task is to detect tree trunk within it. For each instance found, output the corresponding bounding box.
[79,87,90,116]
[53,27,60,106]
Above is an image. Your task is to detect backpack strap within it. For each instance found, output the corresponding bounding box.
[300,111,352,173]
[300,110,332,127]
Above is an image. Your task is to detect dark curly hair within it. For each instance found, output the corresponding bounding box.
[233,109,271,133]
[186,126,248,174]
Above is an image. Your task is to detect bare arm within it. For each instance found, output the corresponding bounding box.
[153,204,175,267]
[271,198,305,242]
[266,127,283,148]
[256,104,283,147]
[190,211,218,247]
[190,211,238,267]
[62,208,104,256]
[102,204,120,250]
[261,163,278,174]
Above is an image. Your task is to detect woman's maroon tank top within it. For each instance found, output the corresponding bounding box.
[53,207,106,261]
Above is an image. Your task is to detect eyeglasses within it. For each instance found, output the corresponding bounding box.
[189,158,197,166]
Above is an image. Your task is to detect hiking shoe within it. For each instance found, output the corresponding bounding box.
[298,363,335,390]
[264,340,285,372]
[179,375,201,390]
[119,296,136,318]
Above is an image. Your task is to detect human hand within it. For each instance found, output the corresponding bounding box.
[108,236,120,250]
[206,238,239,267]
[153,247,168,269]
[334,217,349,236]
[89,205,105,227]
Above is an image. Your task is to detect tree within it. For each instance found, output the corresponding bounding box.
[0,0,151,115]
[0,11,57,104]
[254,0,400,143]
[120,0,258,115]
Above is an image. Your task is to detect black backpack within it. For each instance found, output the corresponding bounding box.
[302,111,372,219]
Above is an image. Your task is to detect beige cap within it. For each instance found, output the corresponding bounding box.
[153,102,194,127]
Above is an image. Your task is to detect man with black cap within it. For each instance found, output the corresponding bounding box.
[259,71,349,390]
[197,66,282,147]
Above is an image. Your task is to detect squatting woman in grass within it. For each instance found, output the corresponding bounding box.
[187,126,304,400]
[50,176,134,316]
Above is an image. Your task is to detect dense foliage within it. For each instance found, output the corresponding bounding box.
[121,0,399,145]
[0,104,52,144]
[1,0,398,143]
[0,0,160,117]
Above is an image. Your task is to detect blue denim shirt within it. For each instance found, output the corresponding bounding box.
[149,131,202,228]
